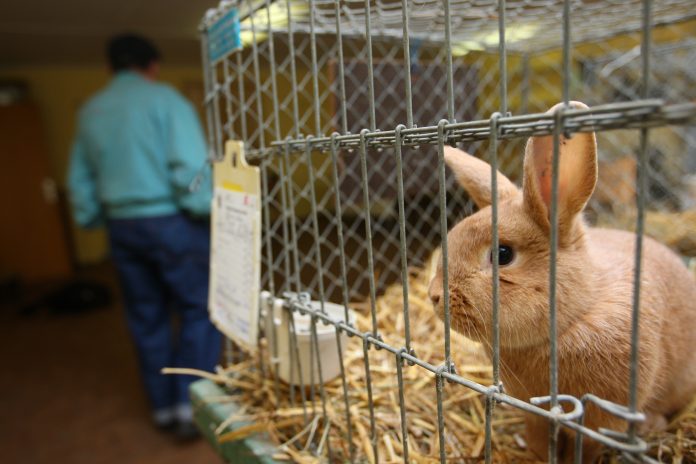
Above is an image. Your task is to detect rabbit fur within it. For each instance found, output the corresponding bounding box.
[428,101,696,463]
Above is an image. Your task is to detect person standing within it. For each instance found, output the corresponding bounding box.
[67,34,221,440]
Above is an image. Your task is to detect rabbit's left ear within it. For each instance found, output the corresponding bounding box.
[444,146,518,208]
[522,101,597,241]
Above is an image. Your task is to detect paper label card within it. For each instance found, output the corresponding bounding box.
[209,141,261,351]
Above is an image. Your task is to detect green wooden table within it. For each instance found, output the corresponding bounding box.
[190,379,280,463]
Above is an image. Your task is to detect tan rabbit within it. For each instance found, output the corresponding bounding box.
[428,101,696,463]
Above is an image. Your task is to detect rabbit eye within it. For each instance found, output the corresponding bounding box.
[489,245,515,266]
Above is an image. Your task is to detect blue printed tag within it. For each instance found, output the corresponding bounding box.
[208,8,242,63]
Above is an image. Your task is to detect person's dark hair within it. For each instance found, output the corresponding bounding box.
[107,34,161,72]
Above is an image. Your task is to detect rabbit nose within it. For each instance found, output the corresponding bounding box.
[428,282,442,306]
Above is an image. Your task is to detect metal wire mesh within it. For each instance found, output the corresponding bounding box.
[200,0,696,462]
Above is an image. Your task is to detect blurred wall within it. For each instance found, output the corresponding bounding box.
[0,65,205,265]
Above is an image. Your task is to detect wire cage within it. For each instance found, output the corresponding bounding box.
[199,0,696,462]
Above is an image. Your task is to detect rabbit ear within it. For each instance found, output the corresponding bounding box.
[444,146,518,208]
[522,101,597,240]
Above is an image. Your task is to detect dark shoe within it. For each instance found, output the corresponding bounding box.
[155,417,178,432]
[175,420,200,442]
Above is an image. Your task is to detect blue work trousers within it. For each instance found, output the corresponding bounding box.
[108,213,221,412]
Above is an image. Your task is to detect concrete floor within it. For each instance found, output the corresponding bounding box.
[0,267,223,464]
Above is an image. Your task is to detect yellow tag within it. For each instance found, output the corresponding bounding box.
[208,141,261,351]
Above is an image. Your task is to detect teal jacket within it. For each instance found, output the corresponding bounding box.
[67,71,212,227]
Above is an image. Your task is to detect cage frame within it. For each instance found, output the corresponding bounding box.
[198,0,696,462]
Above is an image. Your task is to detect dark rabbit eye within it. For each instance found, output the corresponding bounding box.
[490,245,515,266]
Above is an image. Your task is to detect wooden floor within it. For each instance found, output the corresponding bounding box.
[0,266,222,464]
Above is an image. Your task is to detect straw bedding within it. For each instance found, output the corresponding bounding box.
[597,209,696,257]
[170,251,696,463]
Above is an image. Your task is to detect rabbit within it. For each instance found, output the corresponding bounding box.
[428,101,696,463]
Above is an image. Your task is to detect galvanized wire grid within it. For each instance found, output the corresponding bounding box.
[200,0,696,462]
